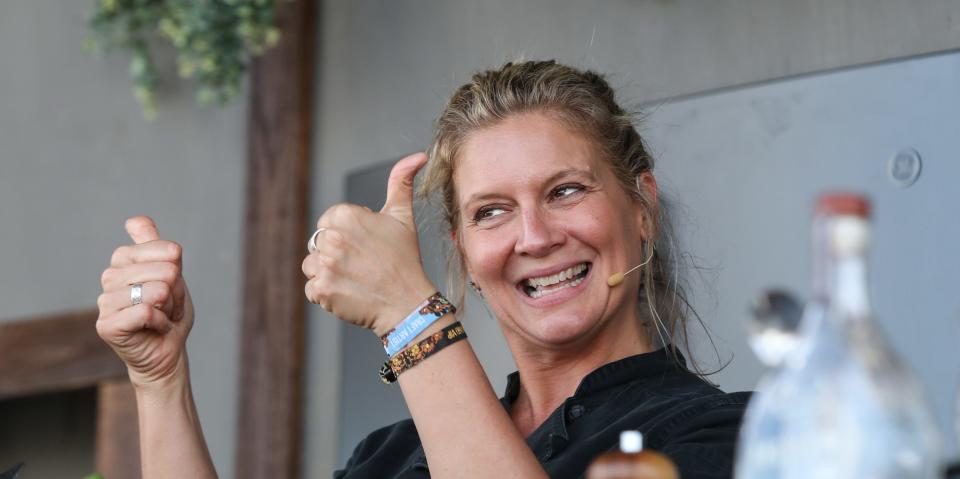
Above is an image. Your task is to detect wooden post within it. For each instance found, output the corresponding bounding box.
[95,379,140,478]
[234,0,316,477]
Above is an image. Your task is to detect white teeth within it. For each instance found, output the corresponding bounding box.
[524,263,588,297]
[528,276,586,299]
[526,263,586,288]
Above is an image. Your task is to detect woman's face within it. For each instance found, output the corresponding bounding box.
[453,111,652,350]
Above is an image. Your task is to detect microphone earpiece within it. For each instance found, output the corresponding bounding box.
[607,267,639,287]
[607,272,627,287]
[606,251,655,288]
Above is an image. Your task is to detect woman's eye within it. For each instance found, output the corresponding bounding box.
[552,184,585,200]
[474,206,507,222]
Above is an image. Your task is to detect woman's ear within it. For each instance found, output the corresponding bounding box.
[634,172,659,240]
[451,229,481,294]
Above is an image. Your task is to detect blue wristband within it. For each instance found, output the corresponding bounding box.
[381,292,456,357]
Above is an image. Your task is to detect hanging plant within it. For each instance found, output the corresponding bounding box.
[85,0,282,119]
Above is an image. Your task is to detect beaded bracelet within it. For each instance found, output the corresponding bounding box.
[380,292,456,357]
[379,321,467,384]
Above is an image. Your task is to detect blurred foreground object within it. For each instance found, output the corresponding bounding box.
[85,0,284,118]
[747,289,804,368]
[586,431,679,479]
[735,193,943,478]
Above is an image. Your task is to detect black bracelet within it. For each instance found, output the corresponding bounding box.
[379,322,467,384]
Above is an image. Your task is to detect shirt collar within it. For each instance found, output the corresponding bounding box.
[502,346,688,405]
[412,349,688,470]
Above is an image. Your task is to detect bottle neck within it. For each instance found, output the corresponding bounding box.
[814,215,872,321]
[833,253,870,320]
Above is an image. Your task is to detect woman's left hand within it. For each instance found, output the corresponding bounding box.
[302,152,437,336]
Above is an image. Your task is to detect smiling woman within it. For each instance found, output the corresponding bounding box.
[324,61,750,478]
[94,60,748,479]
[450,112,652,356]
[424,61,703,369]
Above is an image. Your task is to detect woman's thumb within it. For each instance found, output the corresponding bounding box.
[380,152,428,226]
[125,216,161,244]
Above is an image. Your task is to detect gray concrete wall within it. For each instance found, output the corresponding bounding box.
[308,0,960,475]
[0,1,246,477]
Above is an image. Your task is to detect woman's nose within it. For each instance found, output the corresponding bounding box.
[514,208,565,257]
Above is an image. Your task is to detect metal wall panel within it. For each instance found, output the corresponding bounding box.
[338,50,960,466]
[646,50,960,446]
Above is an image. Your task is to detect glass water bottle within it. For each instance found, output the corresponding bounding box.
[735,193,943,479]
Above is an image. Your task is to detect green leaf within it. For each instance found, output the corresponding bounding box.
[85,0,286,118]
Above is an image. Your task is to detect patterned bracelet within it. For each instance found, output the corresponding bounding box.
[379,321,467,384]
[380,292,456,357]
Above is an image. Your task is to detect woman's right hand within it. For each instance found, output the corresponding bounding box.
[97,216,195,389]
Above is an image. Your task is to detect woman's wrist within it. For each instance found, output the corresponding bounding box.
[372,280,439,337]
[133,352,217,478]
[129,353,192,398]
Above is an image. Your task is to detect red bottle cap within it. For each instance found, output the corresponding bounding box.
[816,192,871,218]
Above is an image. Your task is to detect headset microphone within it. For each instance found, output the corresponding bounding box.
[606,252,654,287]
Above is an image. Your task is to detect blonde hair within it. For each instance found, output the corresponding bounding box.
[419,60,712,375]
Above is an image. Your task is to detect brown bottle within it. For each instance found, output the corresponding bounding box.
[586,431,679,479]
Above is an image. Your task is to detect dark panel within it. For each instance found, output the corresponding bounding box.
[0,389,97,478]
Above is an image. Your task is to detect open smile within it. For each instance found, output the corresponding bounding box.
[517,262,591,299]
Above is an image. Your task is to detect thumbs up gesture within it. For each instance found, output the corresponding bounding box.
[96,216,195,388]
[302,153,437,336]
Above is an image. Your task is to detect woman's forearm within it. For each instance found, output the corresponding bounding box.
[133,359,217,479]
[397,315,548,479]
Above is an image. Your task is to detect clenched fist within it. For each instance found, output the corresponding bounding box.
[302,152,436,336]
[96,216,194,388]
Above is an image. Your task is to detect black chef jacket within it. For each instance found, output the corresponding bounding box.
[335,347,750,478]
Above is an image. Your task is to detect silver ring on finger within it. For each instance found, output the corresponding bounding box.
[307,227,327,253]
[131,283,144,306]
